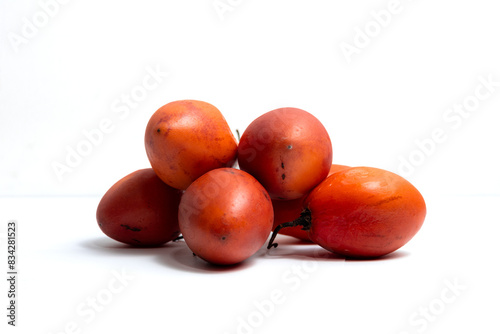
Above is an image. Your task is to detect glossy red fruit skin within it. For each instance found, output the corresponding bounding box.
[145,100,237,190]
[178,168,274,265]
[305,167,426,258]
[237,107,333,200]
[272,164,350,241]
[96,169,182,247]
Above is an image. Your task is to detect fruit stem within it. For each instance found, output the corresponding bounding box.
[267,209,312,249]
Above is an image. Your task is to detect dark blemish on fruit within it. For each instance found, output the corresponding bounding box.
[373,195,403,206]
[287,145,292,149]
[132,239,141,243]
[221,236,227,241]
[157,128,161,133]
[282,174,286,180]
[121,224,141,232]
[262,189,270,201]
[281,162,285,169]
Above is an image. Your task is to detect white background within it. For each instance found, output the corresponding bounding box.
[1,0,499,333]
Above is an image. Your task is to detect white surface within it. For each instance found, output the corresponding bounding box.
[2,0,500,333]
[1,194,499,334]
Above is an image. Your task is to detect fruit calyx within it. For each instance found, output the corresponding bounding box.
[267,208,312,249]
